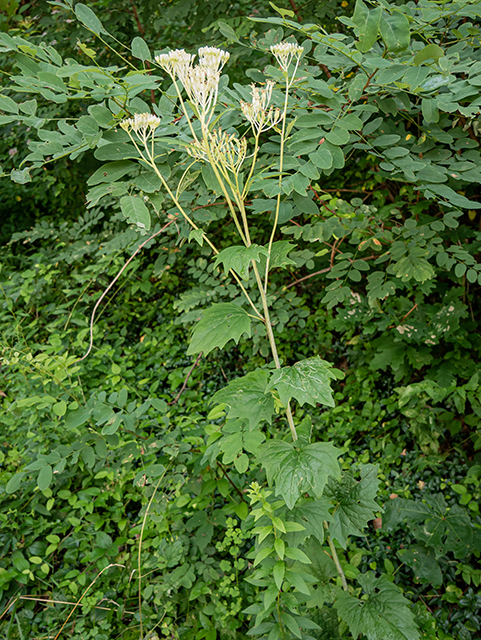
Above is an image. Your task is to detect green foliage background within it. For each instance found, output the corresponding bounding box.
[0,0,481,639]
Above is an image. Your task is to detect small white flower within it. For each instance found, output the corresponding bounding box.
[270,41,303,72]
[183,65,221,119]
[121,113,161,139]
[198,46,230,72]
[188,128,246,173]
[154,49,195,83]
[240,81,282,132]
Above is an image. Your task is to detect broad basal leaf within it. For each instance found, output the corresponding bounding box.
[186,303,252,356]
[267,356,338,408]
[213,244,268,280]
[325,464,380,548]
[259,440,341,509]
[334,573,420,640]
[211,370,275,430]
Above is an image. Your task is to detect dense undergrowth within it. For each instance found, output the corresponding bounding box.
[1,0,481,639]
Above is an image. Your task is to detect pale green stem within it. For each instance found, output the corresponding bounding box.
[324,522,348,591]
[129,132,263,320]
[171,77,199,143]
[251,260,297,441]
[200,121,248,246]
[264,74,290,291]
[241,129,261,200]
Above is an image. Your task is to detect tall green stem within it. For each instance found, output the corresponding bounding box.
[130,134,263,320]
[264,75,290,291]
[324,522,348,591]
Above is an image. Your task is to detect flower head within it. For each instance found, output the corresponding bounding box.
[187,128,247,173]
[198,46,230,72]
[240,81,282,133]
[270,41,303,72]
[183,65,221,120]
[121,113,161,140]
[154,49,195,83]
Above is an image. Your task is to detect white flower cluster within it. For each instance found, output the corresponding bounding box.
[270,41,303,72]
[198,46,230,72]
[187,128,247,173]
[154,46,230,122]
[120,113,161,139]
[240,81,282,133]
[154,49,194,84]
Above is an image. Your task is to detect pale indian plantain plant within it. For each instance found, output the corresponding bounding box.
[116,43,421,640]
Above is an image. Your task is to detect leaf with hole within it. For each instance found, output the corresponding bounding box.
[211,370,275,430]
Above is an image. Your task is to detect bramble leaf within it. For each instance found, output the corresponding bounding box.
[187,303,252,356]
[334,573,420,640]
[259,440,341,509]
[211,370,275,430]
[326,464,380,548]
[267,356,338,408]
[384,493,481,558]
[399,543,443,586]
[213,244,268,280]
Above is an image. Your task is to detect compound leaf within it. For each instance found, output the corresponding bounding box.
[187,303,252,356]
[326,464,380,548]
[334,572,420,640]
[267,356,337,408]
[259,440,341,509]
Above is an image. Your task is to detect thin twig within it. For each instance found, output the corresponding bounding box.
[53,564,124,640]
[168,352,203,405]
[130,1,155,104]
[388,303,418,329]
[284,267,331,289]
[217,461,248,503]
[77,222,173,363]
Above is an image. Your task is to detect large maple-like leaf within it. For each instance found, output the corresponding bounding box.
[267,356,338,408]
[325,464,380,548]
[259,440,341,509]
[210,370,275,430]
[334,572,420,640]
[213,244,268,280]
[187,303,251,356]
[288,498,333,545]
